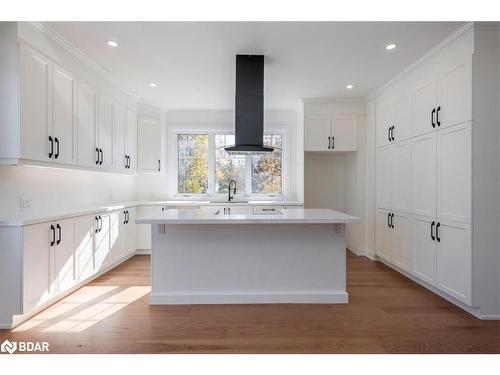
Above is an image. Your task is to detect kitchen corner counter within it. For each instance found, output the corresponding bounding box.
[136,208,359,224]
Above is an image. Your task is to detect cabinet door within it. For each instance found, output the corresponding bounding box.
[393,94,411,142]
[437,122,471,223]
[392,213,411,272]
[110,211,125,262]
[412,62,437,137]
[375,210,392,261]
[332,116,358,151]
[411,132,436,218]
[23,222,53,312]
[75,215,95,282]
[124,208,136,255]
[53,218,76,294]
[138,116,161,172]
[392,141,411,213]
[436,220,471,304]
[97,94,114,169]
[376,145,393,210]
[411,216,436,286]
[304,117,330,151]
[376,105,391,147]
[52,65,77,166]
[125,110,138,172]
[77,83,98,168]
[435,36,472,129]
[113,103,127,171]
[19,43,52,162]
[94,214,111,271]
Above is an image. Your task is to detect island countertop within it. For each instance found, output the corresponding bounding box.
[136,208,360,225]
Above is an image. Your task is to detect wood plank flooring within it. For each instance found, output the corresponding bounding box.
[1,252,499,353]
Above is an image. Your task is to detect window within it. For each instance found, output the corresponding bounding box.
[176,133,284,195]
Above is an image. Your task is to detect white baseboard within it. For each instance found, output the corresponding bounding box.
[135,249,151,255]
[479,314,500,320]
[150,291,349,305]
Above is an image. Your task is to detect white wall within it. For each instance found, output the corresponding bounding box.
[135,109,301,201]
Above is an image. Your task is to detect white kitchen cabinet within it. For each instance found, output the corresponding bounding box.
[436,220,471,304]
[376,145,393,210]
[391,213,411,272]
[138,116,161,172]
[97,94,114,170]
[375,210,392,262]
[305,117,330,151]
[110,211,124,262]
[392,141,411,213]
[53,218,76,294]
[437,122,471,223]
[22,222,53,313]
[376,104,392,147]
[412,62,437,138]
[19,43,52,163]
[393,95,411,142]
[113,103,127,172]
[77,83,98,168]
[305,115,358,152]
[124,208,136,256]
[75,215,95,282]
[52,64,77,166]
[411,132,437,218]
[411,216,437,286]
[94,214,111,271]
[125,110,138,172]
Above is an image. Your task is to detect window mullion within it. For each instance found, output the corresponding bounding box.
[208,133,215,195]
[245,155,252,195]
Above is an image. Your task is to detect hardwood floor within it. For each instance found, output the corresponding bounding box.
[1,252,499,353]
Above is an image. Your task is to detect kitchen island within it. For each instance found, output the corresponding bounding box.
[136,208,359,305]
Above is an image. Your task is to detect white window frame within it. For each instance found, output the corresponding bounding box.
[169,126,289,200]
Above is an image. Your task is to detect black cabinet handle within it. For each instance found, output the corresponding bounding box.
[100,216,103,232]
[56,223,62,245]
[328,136,331,149]
[99,149,103,165]
[158,160,161,171]
[95,216,99,233]
[54,137,60,159]
[50,224,55,246]
[387,213,391,228]
[332,136,335,149]
[436,106,441,127]
[388,127,391,142]
[127,155,130,169]
[391,213,395,228]
[49,136,54,158]
[95,147,100,164]
[431,108,436,128]
[431,221,435,241]
[127,210,130,224]
[436,222,441,242]
[391,126,395,141]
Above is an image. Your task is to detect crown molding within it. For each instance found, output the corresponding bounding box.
[373,22,474,96]
[29,21,139,103]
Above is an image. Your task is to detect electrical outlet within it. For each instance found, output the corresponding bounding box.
[20,198,33,211]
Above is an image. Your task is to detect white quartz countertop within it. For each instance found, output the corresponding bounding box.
[136,208,360,224]
[0,200,303,226]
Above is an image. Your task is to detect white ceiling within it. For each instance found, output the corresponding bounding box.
[47,21,464,110]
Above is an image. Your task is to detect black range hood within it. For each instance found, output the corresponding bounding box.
[225,55,273,155]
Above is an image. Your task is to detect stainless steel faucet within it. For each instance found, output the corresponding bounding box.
[228,180,237,202]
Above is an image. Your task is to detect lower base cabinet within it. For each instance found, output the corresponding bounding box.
[53,218,76,295]
[411,216,437,285]
[76,215,95,282]
[375,209,411,271]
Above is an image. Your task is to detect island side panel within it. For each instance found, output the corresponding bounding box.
[150,223,347,304]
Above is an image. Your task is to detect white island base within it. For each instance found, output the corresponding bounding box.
[148,220,353,305]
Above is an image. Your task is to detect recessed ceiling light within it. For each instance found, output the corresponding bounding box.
[107,40,119,47]
[149,82,158,88]
[346,84,354,89]
[386,43,397,50]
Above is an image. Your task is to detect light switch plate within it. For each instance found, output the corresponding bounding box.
[20,198,32,210]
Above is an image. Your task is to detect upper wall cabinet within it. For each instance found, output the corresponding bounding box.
[20,43,77,166]
[305,115,358,152]
[138,116,161,173]
[2,41,139,174]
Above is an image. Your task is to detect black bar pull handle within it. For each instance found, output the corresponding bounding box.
[388,127,391,142]
[332,136,335,149]
[387,213,391,228]
[50,224,55,246]
[95,216,98,233]
[431,221,435,241]
[431,108,436,128]
[99,216,103,232]
[99,149,103,165]
[391,126,395,141]
[436,222,441,242]
[95,147,99,164]
[49,136,54,158]
[56,223,62,245]
[127,210,130,224]
[328,136,331,149]
[436,106,441,127]
[123,211,127,225]
[391,213,395,228]
[158,159,161,171]
[54,137,60,159]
